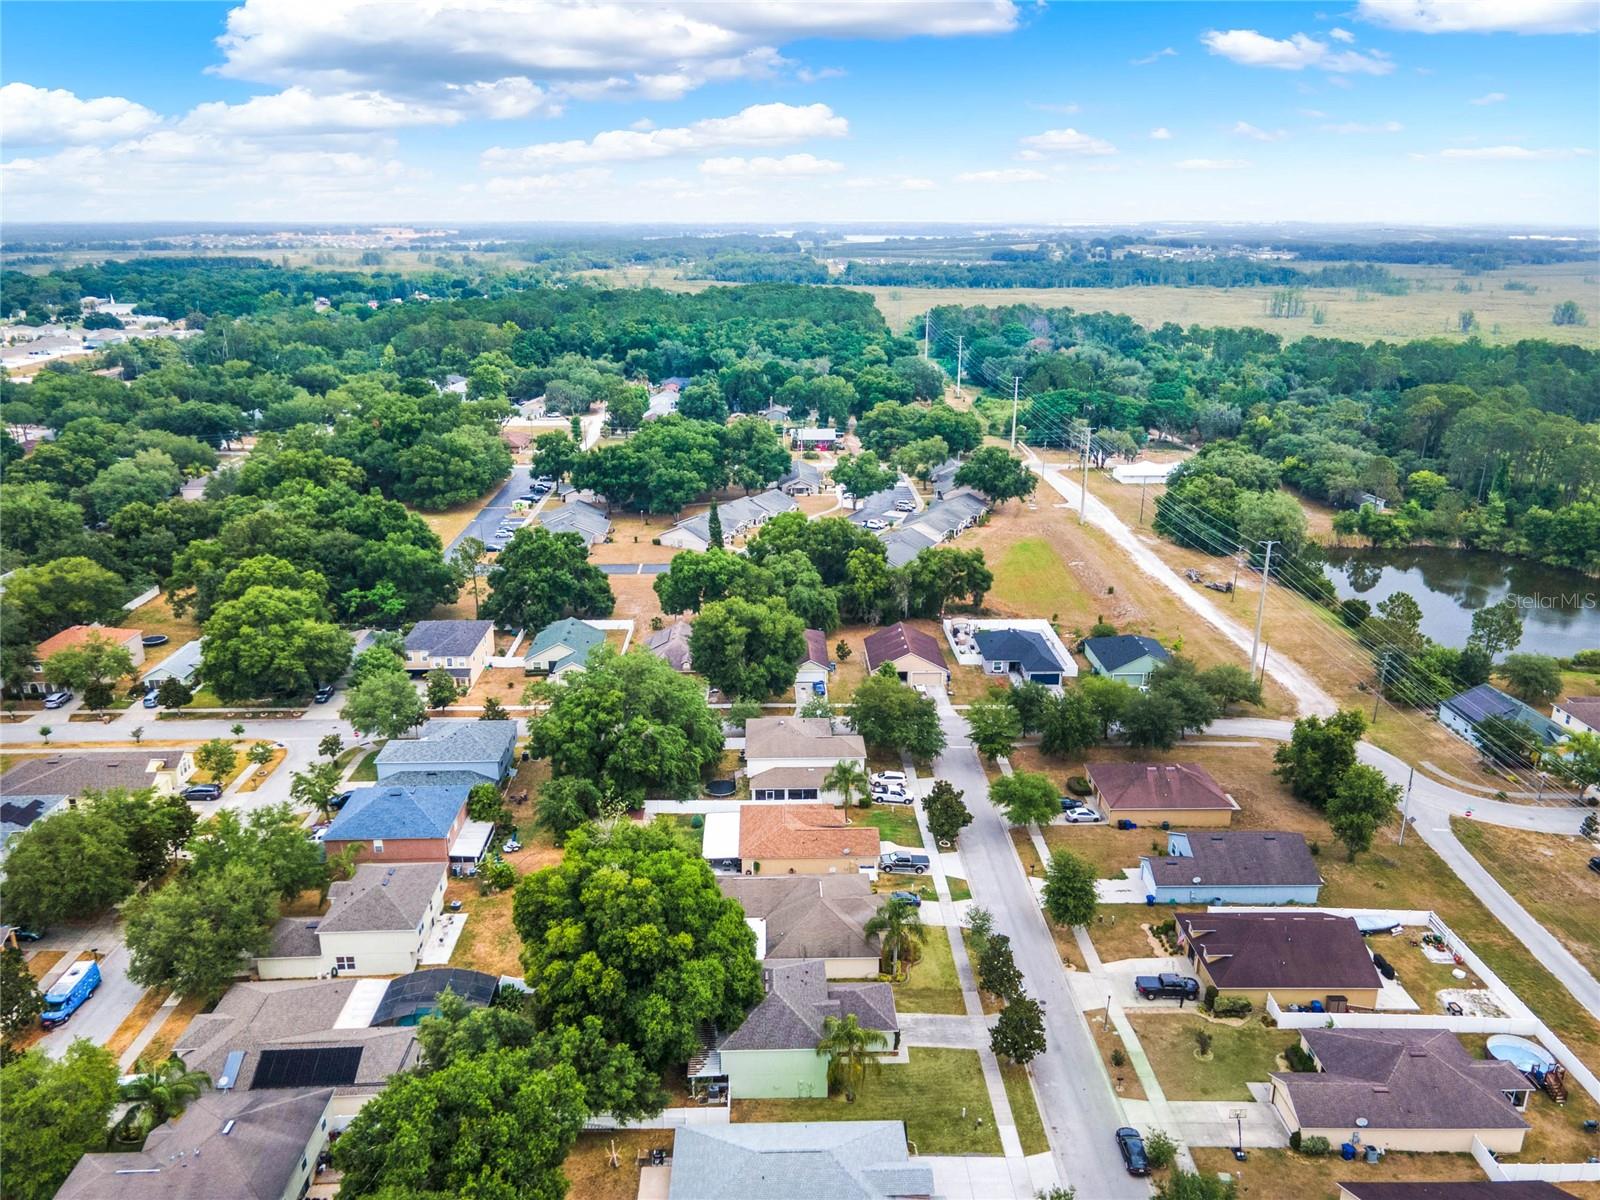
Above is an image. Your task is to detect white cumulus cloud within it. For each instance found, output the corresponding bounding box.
[1233,121,1287,141]
[1201,29,1395,74]
[955,168,1048,183]
[1149,127,1173,140]
[1,82,162,144]
[1019,127,1117,155]
[1322,119,1404,133]
[482,102,847,168]
[1330,27,1357,42]
[1437,144,1592,159]
[1357,0,1598,34]
[1175,157,1251,170]
[1470,91,1508,105]
[699,153,843,176]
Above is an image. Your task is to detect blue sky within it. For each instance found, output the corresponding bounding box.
[2,0,1595,226]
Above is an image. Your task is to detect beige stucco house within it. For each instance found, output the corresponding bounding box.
[256,863,446,979]
[1176,911,1382,1009]
[744,715,866,803]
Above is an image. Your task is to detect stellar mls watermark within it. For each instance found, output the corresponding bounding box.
[1513,592,1598,611]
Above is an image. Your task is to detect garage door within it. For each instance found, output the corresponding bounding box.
[907,670,948,691]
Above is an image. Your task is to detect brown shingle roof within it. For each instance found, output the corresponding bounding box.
[862,623,947,673]
[744,716,865,762]
[1336,1183,1570,1200]
[801,628,829,668]
[739,805,880,863]
[1089,762,1236,812]
[719,875,883,961]
[1177,911,1381,992]
[1274,1028,1531,1133]
[1558,695,1600,725]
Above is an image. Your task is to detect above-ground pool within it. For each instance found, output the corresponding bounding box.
[704,779,736,797]
[1486,1034,1556,1073]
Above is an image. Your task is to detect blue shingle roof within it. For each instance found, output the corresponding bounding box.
[1083,634,1170,673]
[325,785,468,842]
[974,628,1065,676]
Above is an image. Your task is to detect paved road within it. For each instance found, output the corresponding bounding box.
[932,700,1149,1199]
[447,463,533,554]
[598,562,669,575]
[32,914,140,1060]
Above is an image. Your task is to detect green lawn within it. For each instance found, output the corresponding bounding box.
[946,876,971,902]
[1127,1013,1299,1102]
[350,749,381,782]
[998,1061,1050,1155]
[895,928,965,1015]
[989,537,1094,620]
[852,804,923,848]
[732,1048,1001,1155]
[658,813,704,855]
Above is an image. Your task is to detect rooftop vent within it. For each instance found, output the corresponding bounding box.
[220,1120,236,1136]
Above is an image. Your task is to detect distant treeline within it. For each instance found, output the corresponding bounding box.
[1155,238,1600,273]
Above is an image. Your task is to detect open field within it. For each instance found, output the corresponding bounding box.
[732,1047,1002,1156]
[585,262,1600,346]
[1451,820,1600,978]
[1126,1013,1298,1102]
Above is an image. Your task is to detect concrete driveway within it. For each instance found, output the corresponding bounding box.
[1101,956,1202,1010]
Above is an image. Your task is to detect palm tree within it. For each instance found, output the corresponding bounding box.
[825,760,870,810]
[118,1055,211,1136]
[815,1013,888,1100]
[863,895,928,981]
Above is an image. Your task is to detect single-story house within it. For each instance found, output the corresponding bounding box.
[257,863,448,980]
[374,719,517,785]
[791,428,840,451]
[1082,634,1171,688]
[847,483,915,526]
[29,623,145,695]
[644,390,679,421]
[974,628,1072,686]
[1270,1028,1531,1154]
[403,619,495,686]
[646,619,695,673]
[716,960,898,1099]
[660,490,800,553]
[1087,762,1239,827]
[174,977,424,1125]
[536,499,611,547]
[929,457,963,497]
[0,748,193,798]
[0,794,68,860]
[757,402,791,426]
[794,630,833,700]
[442,373,468,395]
[140,638,202,691]
[1553,695,1600,736]
[1439,684,1565,752]
[665,1121,932,1200]
[1176,911,1382,1009]
[862,623,949,692]
[501,427,533,453]
[739,805,880,877]
[899,488,986,543]
[321,783,487,866]
[1336,1183,1573,1200]
[719,874,884,979]
[880,526,937,568]
[54,1088,337,1200]
[745,716,867,803]
[524,617,605,679]
[1140,831,1322,905]
[777,459,823,496]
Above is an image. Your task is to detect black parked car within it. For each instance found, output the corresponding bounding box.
[182,784,223,802]
[1116,1127,1150,1176]
[1589,855,1600,876]
[314,684,336,703]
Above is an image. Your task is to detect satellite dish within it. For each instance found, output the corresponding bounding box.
[1192,876,1203,885]
[1355,1118,1369,1128]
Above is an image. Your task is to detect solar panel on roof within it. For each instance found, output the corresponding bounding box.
[250,1045,362,1089]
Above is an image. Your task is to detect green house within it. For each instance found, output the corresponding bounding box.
[1082,634,1171,688]
[711,961,899,1100]
[523,618,604,679]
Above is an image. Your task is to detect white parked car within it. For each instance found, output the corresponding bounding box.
[871,771,906,788]
[894,499,917,513]
[863,518,888,531]
[1059,803,1101,823]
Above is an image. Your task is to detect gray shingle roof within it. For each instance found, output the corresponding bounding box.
[646,620,695,672]
[1274,1029,1532,1133]
[0,794,68,843]
[745,716,865,762]
[779,460,822,489]
[55,1089,335,1200]
[720,960,896,1052]
[375,719,517,769]
[324,785,467,842]
[719,875,882,962]
[404,620,493,658]
[1145,831,1321,889]
[667,1121,930,1200]
[374,770,490,790]
[1336,1184,1570,1200]
[973,628,1066,676]
[880,526,936,568]
[0,750,187,798]
[1083,634,1171,673]
[317,863,443,933]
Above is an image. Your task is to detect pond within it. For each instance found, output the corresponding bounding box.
[1320,546,1600,657]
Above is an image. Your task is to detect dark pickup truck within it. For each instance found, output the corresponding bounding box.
[1135,973,1200,1001]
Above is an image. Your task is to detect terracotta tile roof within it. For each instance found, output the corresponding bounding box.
[738,804,879,863]
[862,622,947,672]
[1089,762,1236,812]
[1177,911,1381,992]
[35,624,142,657]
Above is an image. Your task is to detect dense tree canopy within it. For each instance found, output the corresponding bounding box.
[482,526,614,631]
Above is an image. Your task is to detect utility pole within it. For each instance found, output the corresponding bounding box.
[1397,766,1414,845]
[1009,376,1020,449]
[1138,479,1147,524]
[955,335,964,399]
[1079,425,1090,526]
[923,314,930,359]
[1249,539,1278,678]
